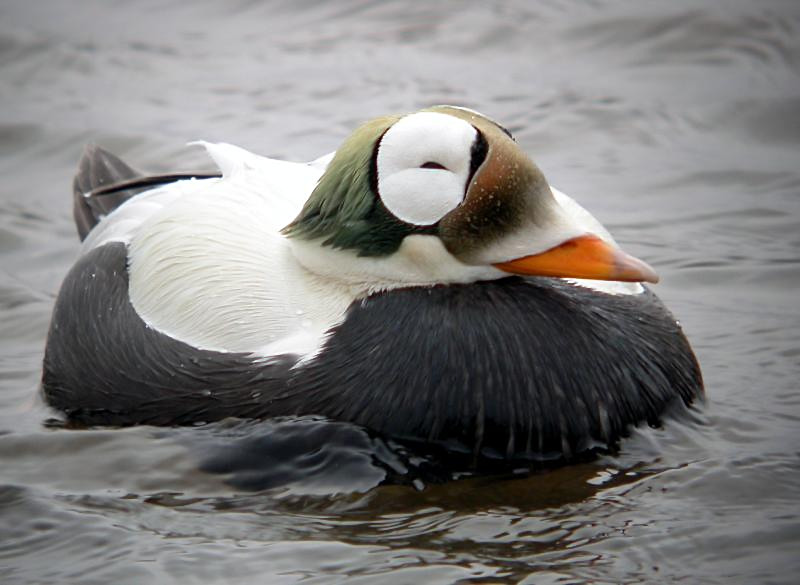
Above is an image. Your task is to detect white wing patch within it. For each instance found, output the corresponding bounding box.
[84,142,356,359]
[127,186,354,356]
[81,180,203,252]
[83,142,327,252]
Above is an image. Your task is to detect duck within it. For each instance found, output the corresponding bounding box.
[42,105,703,465]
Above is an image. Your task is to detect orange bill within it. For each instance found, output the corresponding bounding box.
[493,234,659,283]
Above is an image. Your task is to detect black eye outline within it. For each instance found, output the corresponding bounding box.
[466,128,488,187]
[420,161,447,170]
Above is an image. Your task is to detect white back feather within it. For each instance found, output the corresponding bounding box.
[94,142,354,357]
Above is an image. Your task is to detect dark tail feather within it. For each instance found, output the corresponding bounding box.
[73,145,144,240]
[72,145,223,241]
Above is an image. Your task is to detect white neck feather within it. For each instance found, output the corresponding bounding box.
[289,235,504,296]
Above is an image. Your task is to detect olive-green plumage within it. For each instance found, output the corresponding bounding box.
[282,114,416,256]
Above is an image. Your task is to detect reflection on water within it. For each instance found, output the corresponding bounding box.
[1,0,799,583]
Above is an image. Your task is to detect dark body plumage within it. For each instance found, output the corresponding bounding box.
[43,146,703,466]
[43,245,702,462]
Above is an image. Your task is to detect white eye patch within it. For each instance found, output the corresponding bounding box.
[376,112,477,226]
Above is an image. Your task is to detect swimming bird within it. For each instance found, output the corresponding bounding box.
[42,106,702,464]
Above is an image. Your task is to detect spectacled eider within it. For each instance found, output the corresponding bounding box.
[42,106,703,465]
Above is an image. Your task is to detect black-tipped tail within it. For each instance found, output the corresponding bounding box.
[72,145,222,241]
[72,145,143,240]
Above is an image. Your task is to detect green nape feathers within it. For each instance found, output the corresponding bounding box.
[282,114,429,257]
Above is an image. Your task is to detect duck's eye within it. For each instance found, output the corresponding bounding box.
[420,161,447,170]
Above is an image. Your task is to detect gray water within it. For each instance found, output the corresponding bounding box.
[1,0,799,583]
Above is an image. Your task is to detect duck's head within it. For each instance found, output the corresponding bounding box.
[283,105,658,290]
